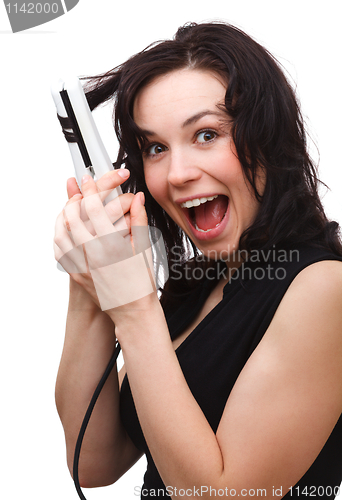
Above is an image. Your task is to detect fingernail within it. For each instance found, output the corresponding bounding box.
[139,192,145,204]
[117,168,130,179]
[82,175,91,184]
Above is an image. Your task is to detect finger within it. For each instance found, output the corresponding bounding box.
[54,241,84,274]
[78,170,130,222]
[54,237,74,271]
[130,192,150,254]
[115,212,131,234]
[130,192,156,290]
[65,184,89,224]
[130,192,148,229]
[63,191,94,246]
[55,195,90,274]
[67,177,81,199]
[81,175,116,237]
[63,194,83,235]
[104,193,134,226]
[94,168,130,202]
[81,192,133,234]
[55,209,74,255]
[55,203,86,266]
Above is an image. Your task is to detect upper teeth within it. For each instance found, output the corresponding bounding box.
[180,195,218,209]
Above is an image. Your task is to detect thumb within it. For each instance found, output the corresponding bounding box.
[130,192,149,255]
[130,192,148,227]
[67,177,82,199]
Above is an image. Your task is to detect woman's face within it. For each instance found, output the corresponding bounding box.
[133,69,262,260]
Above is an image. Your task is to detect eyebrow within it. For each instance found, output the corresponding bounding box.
[181,110,223,128]
[140,109,224,137]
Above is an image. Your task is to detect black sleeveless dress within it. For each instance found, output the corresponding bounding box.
[120,245,342,498]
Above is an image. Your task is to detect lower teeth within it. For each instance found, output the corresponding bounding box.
[195,222,221,233]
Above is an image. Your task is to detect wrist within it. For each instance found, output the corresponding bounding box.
[107,292,162,342]
[68,277,101,314]
[66,279,116,343]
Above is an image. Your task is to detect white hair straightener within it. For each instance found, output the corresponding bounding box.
[51,76,122,500]
[51,76,122,202]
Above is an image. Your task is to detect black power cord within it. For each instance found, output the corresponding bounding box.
[72,341,122,500]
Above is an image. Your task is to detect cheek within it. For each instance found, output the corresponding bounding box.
[143,167,154,193]
[218,163,260,221]
[215,158,244,192]
[144,169,167,205]
[237,185,260,226]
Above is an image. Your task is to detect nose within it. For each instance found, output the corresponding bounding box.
[167,150,202,187]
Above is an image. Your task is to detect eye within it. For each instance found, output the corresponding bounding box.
[196,130,217,143]
[145,143,168,157]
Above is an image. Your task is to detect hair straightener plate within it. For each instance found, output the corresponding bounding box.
[51,76,122,202]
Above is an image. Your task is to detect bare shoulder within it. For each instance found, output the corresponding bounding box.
[290,259,342,294]
[276,259,342,341]
[266,258,342,347]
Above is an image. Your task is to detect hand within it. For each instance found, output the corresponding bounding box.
[54,169,135,308]
[54,170,157,316]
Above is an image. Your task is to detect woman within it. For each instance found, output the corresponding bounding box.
[54,22,342,499]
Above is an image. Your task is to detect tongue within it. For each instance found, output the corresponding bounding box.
[193,195,228,231]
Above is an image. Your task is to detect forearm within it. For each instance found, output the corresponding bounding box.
[55,279,132,486]
[113,300,225,494]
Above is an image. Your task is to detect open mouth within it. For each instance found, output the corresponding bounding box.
[180,194,229,234]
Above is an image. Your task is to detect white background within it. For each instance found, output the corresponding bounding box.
[0,1,341,499]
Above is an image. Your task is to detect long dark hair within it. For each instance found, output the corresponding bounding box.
[83,22,342,307]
